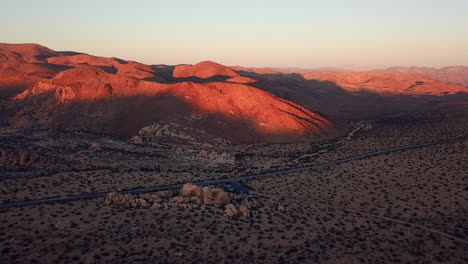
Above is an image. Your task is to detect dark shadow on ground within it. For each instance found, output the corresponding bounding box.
[56,51,87,56]
[234,71,468,124]
[7,92,326,144]
[147,65,235,84]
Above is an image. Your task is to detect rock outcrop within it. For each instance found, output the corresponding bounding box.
[154,190,174,198]
[238,204,250,217]
[198,150,234,163]
[136,122,231,146]
[131,136,143,145]
[54,220,74,230]
[104,192,139,207]
[224,204,238,217]
[179,183,231,205]
[103,183,252,217]
[0,148,40,167]
[138,123,197,142]
[224,203,251,217]
[180,183,202,197]
[88,143,101,151]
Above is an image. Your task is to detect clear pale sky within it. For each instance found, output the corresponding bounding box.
[1,0,467,68]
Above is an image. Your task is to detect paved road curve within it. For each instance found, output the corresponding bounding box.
[1,136,467,209]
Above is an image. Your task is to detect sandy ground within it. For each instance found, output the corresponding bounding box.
[1,117,467,263]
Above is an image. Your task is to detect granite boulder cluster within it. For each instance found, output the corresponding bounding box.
[104,183,253,217]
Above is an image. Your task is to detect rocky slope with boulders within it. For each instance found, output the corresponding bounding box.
[104,183,254,217]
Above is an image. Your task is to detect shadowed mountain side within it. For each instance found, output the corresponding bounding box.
[233,68,467,95]
[0,82,34,101]
[149,75,238,84]
[225,76,257,84]
[39,55,249,85]
[7,65,332,143]
[146,65,256,84]
[56,51,86,56]
[145,75,257,85]
[230,66,283,75]
[8,92,333,144]
[0,59,75,99]
[230,66,354,74]
[234,72,468,123]
[147,63,255,84]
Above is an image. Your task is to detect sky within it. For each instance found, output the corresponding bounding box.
[1,0,468,68]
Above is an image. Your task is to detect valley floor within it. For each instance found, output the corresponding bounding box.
[0,115,467,263]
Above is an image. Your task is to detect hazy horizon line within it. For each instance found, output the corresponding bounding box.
[3,41,467,71]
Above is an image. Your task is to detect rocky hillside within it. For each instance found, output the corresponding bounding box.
[0,43,332,144]
[229,68,467,121]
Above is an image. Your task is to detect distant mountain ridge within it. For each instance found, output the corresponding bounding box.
[377,66,468,88]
